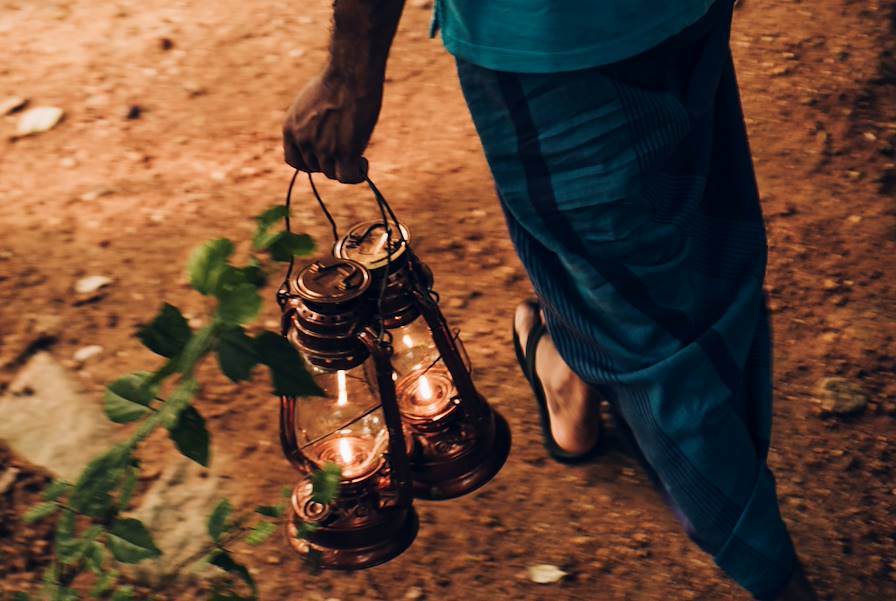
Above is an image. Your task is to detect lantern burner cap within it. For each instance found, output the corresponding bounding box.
[291,257,371,308]
[284,258,374,370]
[334,220,410,272]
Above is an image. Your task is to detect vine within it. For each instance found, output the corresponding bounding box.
[16,206,339,600]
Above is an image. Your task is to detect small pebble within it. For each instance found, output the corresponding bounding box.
[73,345,103,363]
[404,587,424,600]
[74,275,112,294]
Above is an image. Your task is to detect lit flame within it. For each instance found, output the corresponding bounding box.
[402,334,414,349]
[338,437,354,465]
[418,374,433,400]
[336,370,347,406]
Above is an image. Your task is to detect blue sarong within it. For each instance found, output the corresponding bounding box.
[456,1,796,598]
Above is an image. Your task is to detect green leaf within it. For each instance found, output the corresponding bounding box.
[106,518,161,564]
[137,303,192,358]
[167,404,210,467]
[104,372,157,423]
[42,563,58,586]
[254,504,284,518]
[217,327,258,382]
[267,232,315,262]
[83,540,105,574]
[255,205,289,229]
[252,206,290,251]
[55,510,85,565]
[11,593,30,601]
[110,586,134,601]
[55,587,79,601]
[209,593,253,601]
[254,332,324,397]
[217,283,261,325]
[69,446,131,519]
[42,479,72,501]
[23,501,59,524]
[245,521,277,546]
[91,568,118,597]
[209,550,256,595]
[240,263,267,288]
[310,463,341,505]
[207,499,232,543]
[187,239,234,295]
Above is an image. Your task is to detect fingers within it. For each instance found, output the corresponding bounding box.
[319,156,337,180]
[334,156,366,184]
[282,129,366,184]
[282,132,306,171]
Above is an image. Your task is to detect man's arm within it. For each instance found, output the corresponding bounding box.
[283,0,405,183]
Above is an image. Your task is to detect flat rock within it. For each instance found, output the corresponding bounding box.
[14,106,64,138]
[0,352,118,481]
[813,377,867,414]
[527,564,567,584]
[74,274,112,294]
[0,96,28,115]
[73,345,103,363]
[129,457,226,584]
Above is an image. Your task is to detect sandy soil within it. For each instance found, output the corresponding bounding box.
[1,0,895,599]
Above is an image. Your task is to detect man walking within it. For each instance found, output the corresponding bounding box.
[282,1,817,598]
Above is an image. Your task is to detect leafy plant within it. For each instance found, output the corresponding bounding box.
[17,209,338,600]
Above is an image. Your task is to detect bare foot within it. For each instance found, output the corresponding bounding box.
[514,301,601,455]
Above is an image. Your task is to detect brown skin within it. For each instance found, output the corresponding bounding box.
[282,0,404,183]
[282,3,817,600]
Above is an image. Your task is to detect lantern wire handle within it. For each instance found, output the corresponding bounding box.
[281,163,410,343]
[282,168,300,287]
[308,173,340,243]
[368,171,393,342]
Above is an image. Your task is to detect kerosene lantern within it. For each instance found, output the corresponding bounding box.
[277,257,418,569]
[333,219,511,500]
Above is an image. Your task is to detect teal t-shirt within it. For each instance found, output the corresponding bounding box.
[432,0,717,73]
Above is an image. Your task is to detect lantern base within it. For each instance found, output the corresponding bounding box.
[286,504,418,570]
[410,406,511,500]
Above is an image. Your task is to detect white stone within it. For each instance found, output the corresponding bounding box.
[0,467,20,494]
[74,275,112,294]
[73,345,103,363]
[527,564,567,584]
[813,377,867,414]
[0,353,119,481]
[0,96,27,115]
[130,457,225,583]
[15,106,64,137]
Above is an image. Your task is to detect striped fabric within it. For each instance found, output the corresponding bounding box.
[455,1,796,598]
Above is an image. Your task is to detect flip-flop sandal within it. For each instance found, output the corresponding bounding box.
[512,298,603,464]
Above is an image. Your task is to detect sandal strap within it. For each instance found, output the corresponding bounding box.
[525,320,547,386]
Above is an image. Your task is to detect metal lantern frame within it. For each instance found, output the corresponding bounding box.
[332,214,511,500]
[278,257,418,570]
[274,170,511,569]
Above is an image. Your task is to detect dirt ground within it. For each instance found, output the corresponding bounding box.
[1,0,895,599]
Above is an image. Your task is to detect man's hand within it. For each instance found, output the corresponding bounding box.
[282,0,405,184]
[282,72,382,184]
